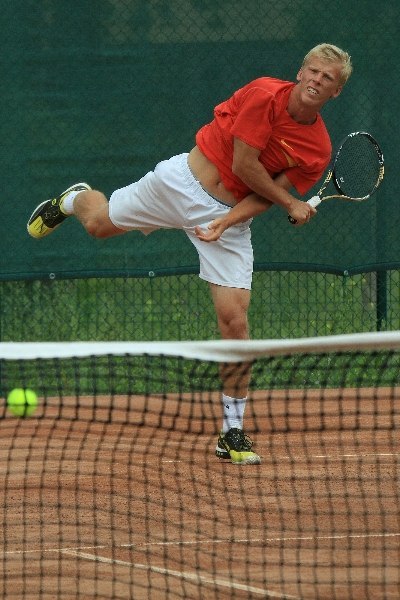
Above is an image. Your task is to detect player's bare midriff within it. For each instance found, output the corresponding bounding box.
[188,146,238,207]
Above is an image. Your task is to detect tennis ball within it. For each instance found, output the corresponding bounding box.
[7,388,38,417]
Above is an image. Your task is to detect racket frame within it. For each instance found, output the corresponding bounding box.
[319,130,385,202]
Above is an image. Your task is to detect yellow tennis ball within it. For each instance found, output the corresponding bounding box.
[7,388,38,417]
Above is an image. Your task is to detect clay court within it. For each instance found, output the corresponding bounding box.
[1,385,398,600]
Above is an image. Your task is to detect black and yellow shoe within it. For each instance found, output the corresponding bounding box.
[27,182,91,239]
[216,428,261,465]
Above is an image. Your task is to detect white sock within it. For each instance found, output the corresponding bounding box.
[221,394,247,433]
[61,191,81,215]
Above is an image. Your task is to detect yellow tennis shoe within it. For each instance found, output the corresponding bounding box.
[27,182,91,239]
[216,428,261,465]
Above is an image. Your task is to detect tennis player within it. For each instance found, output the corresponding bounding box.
[27,43,352,465]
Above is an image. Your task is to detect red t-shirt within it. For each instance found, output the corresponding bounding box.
[196,77,331,200]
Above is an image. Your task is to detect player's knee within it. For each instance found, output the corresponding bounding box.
[218,311,249,340]
[84,215,104,238]
[85,217,114,238]
[81,199,114,238]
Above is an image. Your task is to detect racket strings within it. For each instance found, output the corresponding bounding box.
[334,136,382,199]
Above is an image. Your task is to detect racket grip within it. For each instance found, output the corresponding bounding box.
[288,196,321,225]
[308,196,321,208]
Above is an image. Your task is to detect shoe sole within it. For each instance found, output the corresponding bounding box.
[216,449,230,460]
[216,444,261,465]
[230,451,261,465]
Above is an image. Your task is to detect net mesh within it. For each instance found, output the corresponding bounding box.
[0,334,399,599]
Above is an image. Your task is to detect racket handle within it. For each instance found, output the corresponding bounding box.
[308,196,322,208]
[288,196,321,225]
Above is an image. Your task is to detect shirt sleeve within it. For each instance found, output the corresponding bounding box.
[229,86,275,150]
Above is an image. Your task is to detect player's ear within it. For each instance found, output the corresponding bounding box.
[331,85,343,99]
[296,69,303,82]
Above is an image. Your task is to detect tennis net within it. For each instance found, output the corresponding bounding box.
[0,332,399,599]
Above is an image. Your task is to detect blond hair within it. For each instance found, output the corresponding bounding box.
[303,43,353,86]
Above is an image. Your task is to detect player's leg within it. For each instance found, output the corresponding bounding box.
[209,283,250,340]
[73,190,124,238]
[210,283,260,465]
[209,283,251,438]
[27,154,198,240]
[183,174,260,464]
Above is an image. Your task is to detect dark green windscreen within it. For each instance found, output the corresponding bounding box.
[1,1,397,280]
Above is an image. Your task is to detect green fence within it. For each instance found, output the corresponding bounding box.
[1,1,399,341]
[1,270,398,342]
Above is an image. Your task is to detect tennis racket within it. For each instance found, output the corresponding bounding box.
[288,131,384,224]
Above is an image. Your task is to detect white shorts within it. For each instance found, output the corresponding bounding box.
[108,153,253,289]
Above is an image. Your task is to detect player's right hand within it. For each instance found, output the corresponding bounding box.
[288,198,317,225]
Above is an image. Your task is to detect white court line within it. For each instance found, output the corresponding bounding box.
[262,452,400,461]
[3,531,399,557]
[94,439,400,461]
[163,452,399,462]
[134,531,400,547]
[3,532,399,600]
[160,452,400,465]
[61,548,301,600]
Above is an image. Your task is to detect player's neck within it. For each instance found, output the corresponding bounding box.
[287,86,319,125]
[286,103,318,125]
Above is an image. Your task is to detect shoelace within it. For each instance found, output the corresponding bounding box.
[226,428,253,452]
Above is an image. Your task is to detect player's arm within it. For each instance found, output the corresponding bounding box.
[194,192,272,242]
[195,139,316,242]
[232,138,315,223]
[194,173,302,243]
[194,174,292,242]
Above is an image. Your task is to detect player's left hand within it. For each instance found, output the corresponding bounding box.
[194,219,226,242]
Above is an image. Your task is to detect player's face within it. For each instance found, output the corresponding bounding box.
[296,58,343,106]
